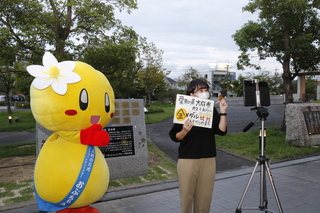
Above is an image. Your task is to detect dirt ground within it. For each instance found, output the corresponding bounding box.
[0,155,36,182]
[0,152,161,183]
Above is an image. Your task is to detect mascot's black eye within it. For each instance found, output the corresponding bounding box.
[105,93,110,113]
[80,89,88,110]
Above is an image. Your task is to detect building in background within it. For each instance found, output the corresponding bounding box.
[165,77,179,89]
[200,63,236,97]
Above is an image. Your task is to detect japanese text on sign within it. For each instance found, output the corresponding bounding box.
[303,111,320,135]
[173,94,214,128]
[100,126,135,158]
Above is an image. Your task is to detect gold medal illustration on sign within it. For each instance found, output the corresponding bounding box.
[175,108,187,121]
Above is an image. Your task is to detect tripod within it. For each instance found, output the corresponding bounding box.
[235,107,284,213]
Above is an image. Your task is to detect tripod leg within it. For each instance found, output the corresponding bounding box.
[235,161,259,212]
[263,175,268,213]
[260,163,269,211]
[265,162,284,213]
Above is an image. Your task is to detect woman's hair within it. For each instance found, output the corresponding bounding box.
[186,79,210,95]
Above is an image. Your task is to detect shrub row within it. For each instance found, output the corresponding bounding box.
[146,106,164,114]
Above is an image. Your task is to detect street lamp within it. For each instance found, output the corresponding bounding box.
[225,64,230,80]
[224,64,231,97]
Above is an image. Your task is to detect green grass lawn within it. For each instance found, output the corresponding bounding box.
[0,142,36,160]
[145,101,175,124]
[0,111,36,132]
[216,126,320,160]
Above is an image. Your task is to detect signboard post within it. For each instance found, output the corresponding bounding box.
[285,103,320,146]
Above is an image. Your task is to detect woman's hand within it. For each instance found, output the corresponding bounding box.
[219,99,228,113]
[176,119,193,141]
[219,99,228,132]
[182,118,194,132]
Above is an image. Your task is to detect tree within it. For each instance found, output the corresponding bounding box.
[305,77,317,95]
[80,26,143,98]
[0,0,138,61]
[292,76,317,101]
[155,88,183,103]
[0,60,32,115]
[13,62,33,102]
[229,75,248,97]
[219,79,232,97]
[0,68,15,115]
[229,72,283,97]
[232,0,320,104]
[138,42,170,107]
[0,34,24,114]
[248,71,284,95]
[0,0,138,104]
[177,67,201,90]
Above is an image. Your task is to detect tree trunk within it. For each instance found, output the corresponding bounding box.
[282,27,293,104]
[282,72,293,104]
[5,91,12,115]
[280,27,292,131]
[146,93,152,107]
[55,38,66,61]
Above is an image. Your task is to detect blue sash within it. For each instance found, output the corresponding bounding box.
[34,145,95,211]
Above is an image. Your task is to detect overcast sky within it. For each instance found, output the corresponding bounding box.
[116,0,281,79]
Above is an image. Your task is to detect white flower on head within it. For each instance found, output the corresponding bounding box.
[27,52,81,95]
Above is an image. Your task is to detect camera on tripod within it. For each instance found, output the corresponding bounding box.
[235,79,284,213]
[243,79,270,107]
[242,80,270,132]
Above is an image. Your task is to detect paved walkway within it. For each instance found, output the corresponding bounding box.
[1,156,320,212]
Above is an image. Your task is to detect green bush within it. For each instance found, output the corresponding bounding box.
[146,106,165,114]
[15,102,31,109]
[0,102,13,106]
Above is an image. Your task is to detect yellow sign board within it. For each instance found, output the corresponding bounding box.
[173,94,215,128]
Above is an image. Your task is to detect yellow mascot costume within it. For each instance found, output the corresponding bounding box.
[27,52,114,213]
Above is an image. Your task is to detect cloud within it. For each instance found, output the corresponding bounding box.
[116,0,280,78]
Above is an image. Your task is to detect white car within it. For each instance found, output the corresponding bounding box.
[0,95,6,102]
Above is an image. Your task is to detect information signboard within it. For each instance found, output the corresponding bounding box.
[303,111,320,135]
[100,126,135,158]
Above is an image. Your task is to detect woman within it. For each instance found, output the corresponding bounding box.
[169,79,228,213]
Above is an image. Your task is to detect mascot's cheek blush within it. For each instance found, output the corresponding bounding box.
[65,110,78,116]
[111,113,114,118]
[91,116,100,124]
